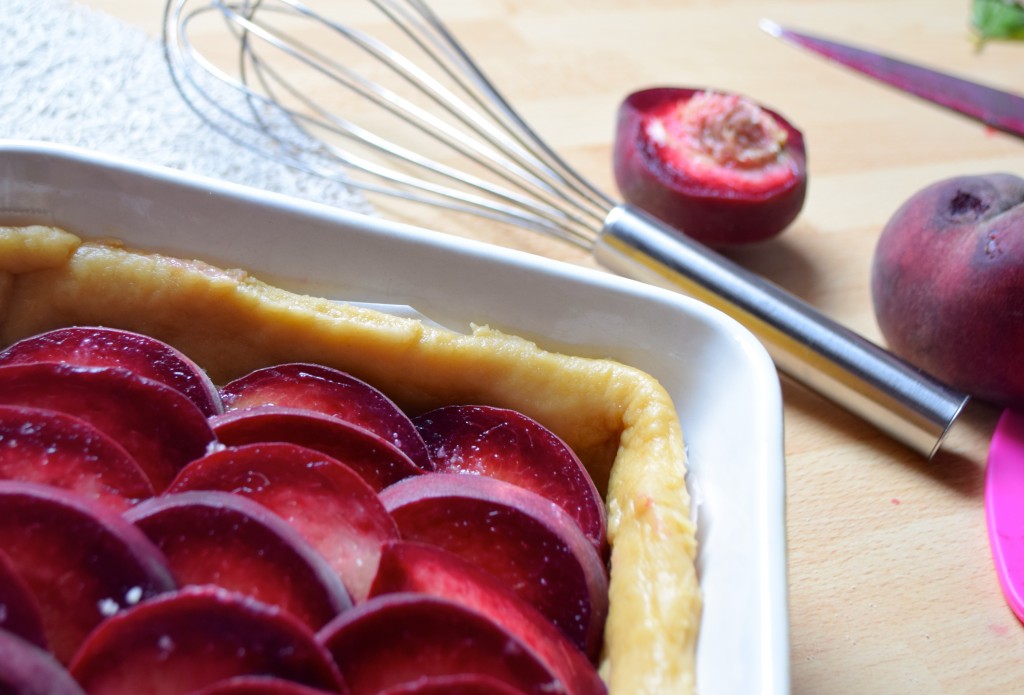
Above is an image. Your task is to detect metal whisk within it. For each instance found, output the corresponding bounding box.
[163,0,969,458]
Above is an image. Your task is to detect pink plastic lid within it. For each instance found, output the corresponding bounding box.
[986,408,1024,623]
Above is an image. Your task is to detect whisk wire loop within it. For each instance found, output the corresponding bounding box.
[165,0,973,459]
[165,0,608,245]
[396,0,616,217]
[364,0,616,222]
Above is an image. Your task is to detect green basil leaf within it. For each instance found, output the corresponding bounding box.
[972,0,1024,46]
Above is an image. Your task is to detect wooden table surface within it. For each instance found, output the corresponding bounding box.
[79,0,1024,692]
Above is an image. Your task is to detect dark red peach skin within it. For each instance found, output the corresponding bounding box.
[0,549,48,649]
[379,473,608,661]
[125,490,352,630]
[194,675,340,694]
[219,363,431,470]
[317,593,570,695]
[414,405,606,556]
[0,326,223,418]
[68,586,347,695]
[871,173,1024,407]
[0,481,175,664]
[0,405,154,512]
[210,407,422,493]
[369,540,606,692]
[376,674,530,694]
[613,87,807,248]
[0,629,86,695]
[0,363,216,492]
[166,443,399,602]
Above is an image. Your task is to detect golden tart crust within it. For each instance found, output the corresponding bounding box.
[0,225,701,694]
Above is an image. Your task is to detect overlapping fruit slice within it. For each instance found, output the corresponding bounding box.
[0,550,47,648]
[0,405,153,512]
[0,363,215,492]
[414,405,607,555]
[167,443,399,602]
[0,481,176,664]
[69,586,347,694]
[220,363,431,470]
[370,541,605,695]
[319,592,572,695]
[374,675,529,694]
[0,326,223,417]
[126,490,352,630]
[379,473,608,660]
[0,325,613,692]
[211,407,422,492]
[193,675,339,694]
[0,629,86,695]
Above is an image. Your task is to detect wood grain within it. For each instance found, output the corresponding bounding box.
[76,0,1024,692]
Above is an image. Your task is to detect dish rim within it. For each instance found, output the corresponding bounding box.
[0,139,789,694]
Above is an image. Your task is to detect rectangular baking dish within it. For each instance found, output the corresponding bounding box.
[0,140,789,694]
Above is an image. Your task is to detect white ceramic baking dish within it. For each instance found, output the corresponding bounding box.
[0,140,789,694]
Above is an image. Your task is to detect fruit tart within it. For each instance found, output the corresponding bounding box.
[0,224,700,694]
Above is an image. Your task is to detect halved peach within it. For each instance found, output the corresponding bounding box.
[614,86,807,247]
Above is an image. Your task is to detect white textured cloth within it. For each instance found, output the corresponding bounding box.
[0,0,372,213]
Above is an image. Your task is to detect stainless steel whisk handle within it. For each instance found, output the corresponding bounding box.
[596,204,970,459]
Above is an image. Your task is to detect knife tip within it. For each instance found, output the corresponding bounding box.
[758,18,784,38]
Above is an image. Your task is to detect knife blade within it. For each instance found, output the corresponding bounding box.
[760,18,1024,139]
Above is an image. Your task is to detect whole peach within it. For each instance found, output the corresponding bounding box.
[871,173,1024,407]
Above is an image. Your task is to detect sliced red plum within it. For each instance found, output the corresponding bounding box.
[369,541,606,691]
[125,490,351,629]
[167,443,399,602]
[0,629,86,695]
[0,404,153,511]
[0,326,222,417]
[377,674,531,694]
[379,473,608,660]
[0,481,175,664]
[414,405,606,555]
[220,363,431,470]
[317,592,570,695]
[210,407,421,492]
[195,675,340,694]
[68,585,347,695]
[0,549,47,649]
[0,363,216,492]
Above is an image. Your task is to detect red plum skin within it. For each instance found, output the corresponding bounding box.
[871,173,1024,407]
